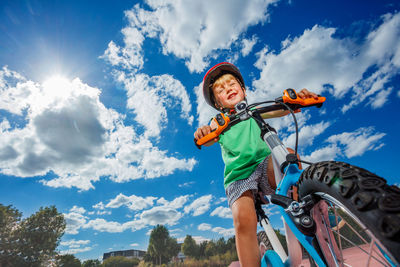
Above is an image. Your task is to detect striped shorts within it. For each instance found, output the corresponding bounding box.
[225,156,275,207]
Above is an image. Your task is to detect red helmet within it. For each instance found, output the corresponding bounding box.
[202,62,245,110]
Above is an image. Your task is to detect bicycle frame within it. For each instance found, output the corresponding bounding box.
[258,123,328,267]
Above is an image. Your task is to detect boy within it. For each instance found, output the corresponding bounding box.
[194,62,318,267]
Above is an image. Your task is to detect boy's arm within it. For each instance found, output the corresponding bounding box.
[261,109,290,119]
[194,119,219,146]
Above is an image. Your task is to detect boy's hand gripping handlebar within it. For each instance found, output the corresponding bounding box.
[194,89,326,149]
[277,88,325,109]
[195,113,231,149]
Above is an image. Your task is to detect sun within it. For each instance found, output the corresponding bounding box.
[43,75,69,88]
[42,75,72,100]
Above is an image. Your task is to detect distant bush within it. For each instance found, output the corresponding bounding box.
[102,255,139,267]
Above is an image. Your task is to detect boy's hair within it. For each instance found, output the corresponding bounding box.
[212,73,240,91]
[211,74,244,109]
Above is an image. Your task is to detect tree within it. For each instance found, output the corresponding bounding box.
[215,237,227,255]
[181,235,198,259]
[0,204,66,267]
[56,254,81,267]
[204,241,216,258]
[102,255,139,267]
[198,241,208,259]
[147,225,178,265]
[166,235,180,262]
[20,206,66,264]
[226,237,236,253]
[0,204,22,266]
[82,259,101,267]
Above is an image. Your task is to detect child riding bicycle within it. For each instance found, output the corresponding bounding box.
[194,62,319,267]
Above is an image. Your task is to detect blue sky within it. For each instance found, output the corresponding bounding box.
[1,0,400,262]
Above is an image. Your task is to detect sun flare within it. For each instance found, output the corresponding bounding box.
[42,75,72,100]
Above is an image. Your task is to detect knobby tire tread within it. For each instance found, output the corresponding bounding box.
[298,161,400,265]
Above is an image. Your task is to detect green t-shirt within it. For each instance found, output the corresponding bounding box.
[218,118,271,188]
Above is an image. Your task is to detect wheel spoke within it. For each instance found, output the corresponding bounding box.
[326,208,391,266]
[323,200,391,266]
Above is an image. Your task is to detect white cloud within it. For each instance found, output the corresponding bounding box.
[303,127,385,162]
[212,227,235,237]
[105,193,157,211]
[156,195,190,209]
[60,239,90,248]
[83,219,127,233]
[283,121,331,149]
[184,195,213,216]
[178,181,195,188]
[119,72,193,138]
[63,211,88,235]
[210,206,232,219]
[120,0,278,73]
[253,12,400,112]
[262,205,280,217]
[302,144,340,163]
[139,206,182,226]
[130,243,139,247]
[69,206,86,214]
[367,87,392,109]
[0,68,196,190]
[100,41,144,71]
[198,223,212,231]
[241,35,258,57]
[215,197,227,205]
[140,148,196,178]
[169,228,183,237]
[93,202,106,210]
[60,246,93,255]
[194,82,219,127]
[65,194,194,235]
[327,127,385,158]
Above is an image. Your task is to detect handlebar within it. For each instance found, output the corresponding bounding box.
[195,89,326,149]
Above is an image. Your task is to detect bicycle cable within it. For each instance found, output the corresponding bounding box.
[248,100,300,157]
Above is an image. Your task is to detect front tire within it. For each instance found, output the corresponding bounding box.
[298,161,400,266]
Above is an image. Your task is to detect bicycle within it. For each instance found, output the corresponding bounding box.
[195,89,400,267]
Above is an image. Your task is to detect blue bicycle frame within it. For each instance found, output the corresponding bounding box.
[259,129,327,267]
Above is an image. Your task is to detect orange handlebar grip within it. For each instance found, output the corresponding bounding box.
[282,89,326,107]
[196,113,231,146]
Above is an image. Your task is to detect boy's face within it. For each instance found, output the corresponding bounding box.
[212,77,246,110]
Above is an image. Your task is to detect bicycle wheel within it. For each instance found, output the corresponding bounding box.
[298,161,400,266]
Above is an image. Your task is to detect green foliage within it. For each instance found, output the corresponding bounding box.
[0,204,22,266]
[82,259,101,267]
[102,255,139,267]
[181,235,198,259]
[147,225,179,265]
[0,204,66,267]
[198,241,207,259]
[175,249,238,267]
[137,260,155,267]
[56,254,81,267]
[178,235,238,265]
[204,241,216,258]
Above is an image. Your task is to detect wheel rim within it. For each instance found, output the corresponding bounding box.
[314,192,396,267]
